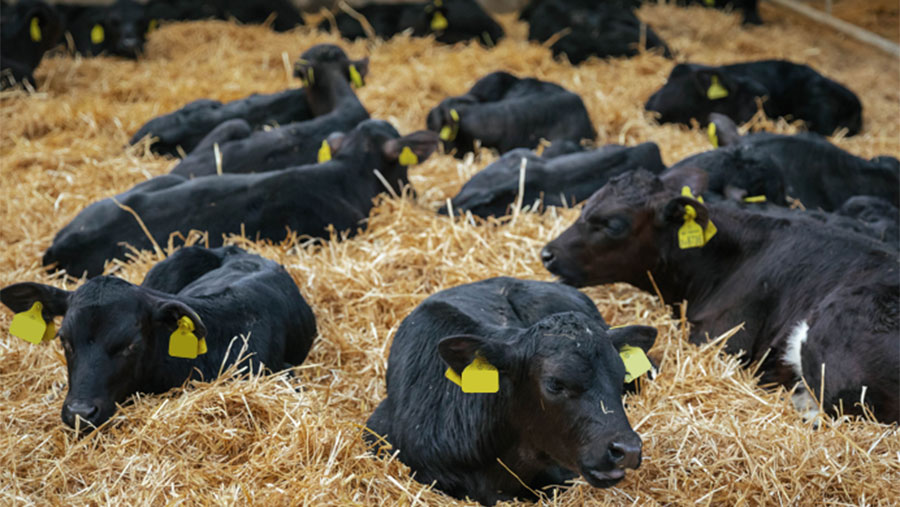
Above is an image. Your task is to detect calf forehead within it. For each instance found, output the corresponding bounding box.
[584,169,662,214]
[68,277,146,311]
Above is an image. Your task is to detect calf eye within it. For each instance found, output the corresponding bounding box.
[605,217,630,237]
[543,378,566,395]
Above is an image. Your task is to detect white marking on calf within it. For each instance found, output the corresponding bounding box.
[782,320,809,378]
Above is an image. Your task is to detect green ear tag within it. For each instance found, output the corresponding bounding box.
[9,302,48,345]
[398,146,418,166]
[430,11,449,31]
[461,355,499,393]
[30,17,42,42]
[708,122,718,148]
[318,140,332,163]
[168,316,199,359]
[348,64,364,88]
[91,24,105,45]
[619,345,653,383]
[707,75,729,100]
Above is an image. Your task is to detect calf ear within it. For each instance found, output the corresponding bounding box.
[325,132,346,156]
[658,196,710,228]
[437,334,517,374]
[608,325,657,354]
[152,300,207,338]
[707,113,741,147]
[660,165,708,196]
[382,131,440,166]
[693,69,732,101]
[349,57,369,79]
[0,282,70,319]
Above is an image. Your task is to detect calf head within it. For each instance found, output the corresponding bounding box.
[0,0,63,86]
[438,313,657,487]
[67,0,153,58]
[324,119,439,194]
[426,96,478,155]
[1,277,205,430]
[542,168,712,288]
[293,44,368,109]
[646,63,768,127]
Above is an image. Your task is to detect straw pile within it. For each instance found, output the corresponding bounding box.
[1,3,898,505]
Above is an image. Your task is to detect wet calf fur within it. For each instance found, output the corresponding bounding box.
[442,142,665,218]
[646,60,862,136]
[1,246,316,429]
[43,120,438,278]
[366,277,657,505]
[427,71,596,157]
[169,44,370,177]
[542,169,899,422]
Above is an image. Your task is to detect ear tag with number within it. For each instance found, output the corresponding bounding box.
[9,302,48,345]
[30,17,42,42]
[707,75,729,100]
[708,122,718,148]
[619,345,653,383]
[168,316,200,359]
[348,64,364,88]
[91,24,105,45]
[398,146,418,166]
[317,140,332,163]
[431,11,449,31]
[678,205,705,249]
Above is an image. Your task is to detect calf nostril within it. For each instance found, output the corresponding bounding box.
[608,442,627,463]
[540,247,555,264]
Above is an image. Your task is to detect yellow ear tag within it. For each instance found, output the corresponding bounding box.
[708,122,718,148]
[743,195,766,203]
[30,17,42,42]
[439,109,460,141]
[431,11,449,31]
[681,185,703,204]
[619,345,652,383]
[348,64,364,89]
[318,140,332,163]
[197,337,208,355]
[398,146,418,166]
[445,367,462,387]
[168,316,199,359]
[461,355,499,393]
[678,205,706,249]
[307,68,314,86]
[703,0,715,5]
[9,302,48,345]
[707,75,729,100]
[147,18,159,33]
[91,24,105,45]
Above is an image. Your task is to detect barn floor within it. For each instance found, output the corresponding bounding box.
[1,3,899,505]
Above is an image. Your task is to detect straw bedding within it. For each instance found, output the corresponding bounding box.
[1,3,898,505]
